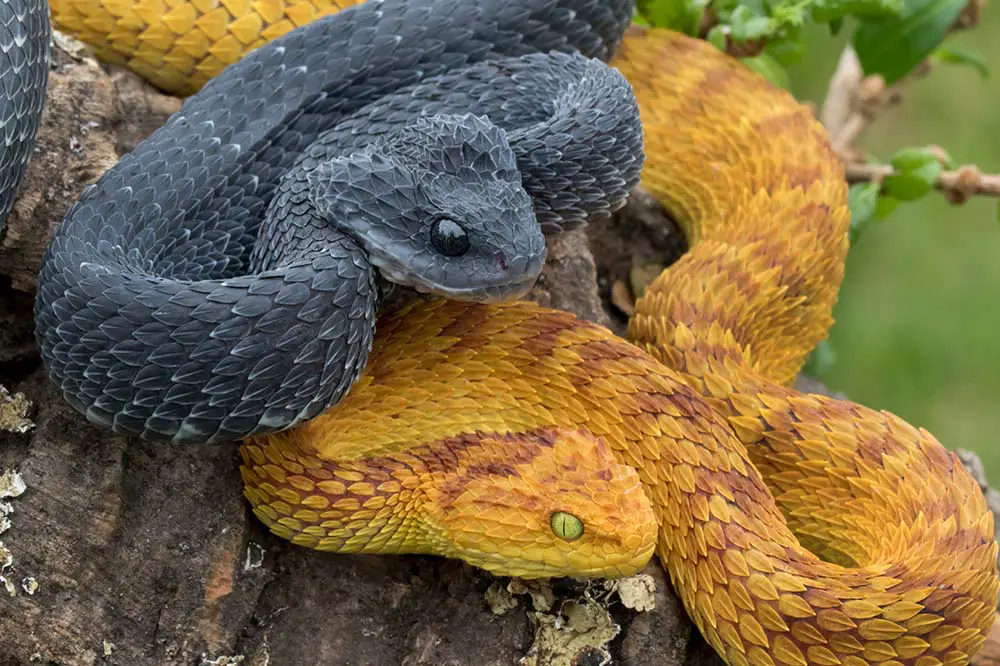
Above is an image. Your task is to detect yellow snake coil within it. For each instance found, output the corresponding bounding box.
[49,2,1000,665]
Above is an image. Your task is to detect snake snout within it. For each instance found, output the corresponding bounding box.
[471,247,546,303]
[384,229,545,303]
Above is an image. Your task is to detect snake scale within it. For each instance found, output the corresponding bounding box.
[2,0,991,663]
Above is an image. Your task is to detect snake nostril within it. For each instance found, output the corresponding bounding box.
[494,251,508,271]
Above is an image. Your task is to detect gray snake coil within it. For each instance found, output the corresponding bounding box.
[32,0,644,444]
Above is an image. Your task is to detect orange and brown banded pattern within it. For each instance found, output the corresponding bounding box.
[50,2,1000,666]
[246,296,997,666]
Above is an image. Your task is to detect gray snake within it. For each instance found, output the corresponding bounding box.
[30,0,644,443]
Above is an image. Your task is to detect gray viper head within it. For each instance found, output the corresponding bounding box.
[310,114,546,301]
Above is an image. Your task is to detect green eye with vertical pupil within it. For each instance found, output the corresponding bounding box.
[550,511,584,541]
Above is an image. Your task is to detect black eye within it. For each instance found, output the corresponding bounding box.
[430,218,470,257]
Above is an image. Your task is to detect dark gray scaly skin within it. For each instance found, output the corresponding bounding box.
[34,0,643,444]
[0,0,49,238]
[256,52,644,288]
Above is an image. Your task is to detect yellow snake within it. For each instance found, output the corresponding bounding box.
[49,1,1000,664]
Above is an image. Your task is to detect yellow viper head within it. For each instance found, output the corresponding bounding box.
[423,428,658,579]
[241,426,657,579]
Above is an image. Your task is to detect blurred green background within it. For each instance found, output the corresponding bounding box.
[783,19,1000,477]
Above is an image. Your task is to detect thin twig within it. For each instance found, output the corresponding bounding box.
[821,48,902,161]
[845,163,1000,204]
[821,46,864,150]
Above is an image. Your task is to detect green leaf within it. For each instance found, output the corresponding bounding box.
[882,161,943,200]
[636,0,685,27]
[765,38,806,66]
[712,0,741,13]
[770,3,810,27]
[735,0,765,16]
[811,0,904,22]
[874,193,900,219]
[680,0,712,34]
[877,147,946,201]
[828,17,844,34]
[889,146,948,171]
[706,25,730,50]
[636,0,709,32]
[852,0,968,85]
[933,46,991,79]
[729,6,776,40]
[847,182,881,244]
[733,15,775,39]
[742,53,792,89]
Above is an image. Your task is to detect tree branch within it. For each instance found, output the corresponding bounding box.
[817,0,997,206]
[846,162,1000,204]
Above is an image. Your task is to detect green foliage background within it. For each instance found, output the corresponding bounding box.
[789,23,1000,482]
[636,1,1000,478]
[785,23,1000,478]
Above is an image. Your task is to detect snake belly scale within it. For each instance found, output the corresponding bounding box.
[12,0,997,665]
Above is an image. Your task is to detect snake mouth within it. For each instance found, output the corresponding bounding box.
[459,542,656,580]
[410,269,540,303]
[368,248,546,303]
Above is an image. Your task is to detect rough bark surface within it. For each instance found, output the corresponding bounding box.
[0,36,181,293]
[0,33,996,666]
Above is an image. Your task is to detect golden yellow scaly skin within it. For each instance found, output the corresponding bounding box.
[245,296,999,666]
[49,3,1000,665]
[49,0,355,96]
[243,421,660,579]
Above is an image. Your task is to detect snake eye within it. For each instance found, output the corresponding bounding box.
[550,511,584,541]
[430,218,470,257]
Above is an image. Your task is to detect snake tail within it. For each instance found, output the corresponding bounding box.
[49,0,633,96]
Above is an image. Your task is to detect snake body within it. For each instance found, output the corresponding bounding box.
[18,0,1000,665]
[0,0,49,237]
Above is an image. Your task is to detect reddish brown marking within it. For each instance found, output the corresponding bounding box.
[420,430,554,476]
[514,330,562,359]
[464,462,518,478]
